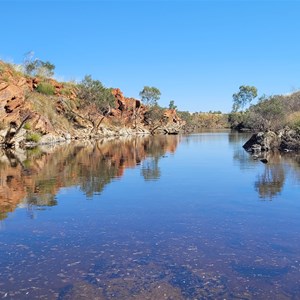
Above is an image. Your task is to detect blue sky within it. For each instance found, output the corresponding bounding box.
[1,0,300,112]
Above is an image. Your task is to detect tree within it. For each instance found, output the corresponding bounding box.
[77,75,115,115]
[245,95,285,131]
[232,85,257,112]
[139,86,161,106]
[23,51,55,77]
[38,61,55,77]
[169,100,177,110]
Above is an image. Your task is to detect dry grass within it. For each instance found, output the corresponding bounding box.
[287,111,300,129]
[27,92,73,132]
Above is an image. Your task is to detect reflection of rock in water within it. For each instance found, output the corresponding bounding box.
[0,136,179,220]
[234,147,300,200]
[230,132,258,170]
[254,153,285,200]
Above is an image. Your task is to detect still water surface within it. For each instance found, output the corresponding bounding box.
[1,131,300,299]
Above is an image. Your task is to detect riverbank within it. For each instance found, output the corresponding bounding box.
[0,61,184,149]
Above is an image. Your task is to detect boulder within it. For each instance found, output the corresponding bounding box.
[243,129,300,152]
[279,129,300,151]
[4,97,24,113]
[243,131,280,153]
[32,115,54,135]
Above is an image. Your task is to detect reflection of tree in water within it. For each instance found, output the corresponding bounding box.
[24,193,57,207]
[230,133,290,200]
[141,157,161,181]
[79,146,120,198]
[23,193,57,219]
[254,151,300,200]
[228,131,258,170]
[233,136,300,199]
[287,154,300,182]
[140,135,174,181]
[228,131,300,199]
[254,159,285,200]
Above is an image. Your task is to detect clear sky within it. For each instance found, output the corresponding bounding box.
[1,0,300,112]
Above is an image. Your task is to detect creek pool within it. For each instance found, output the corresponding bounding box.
[1,131,300,299]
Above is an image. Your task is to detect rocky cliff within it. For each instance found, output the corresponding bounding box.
[0,61,185,149]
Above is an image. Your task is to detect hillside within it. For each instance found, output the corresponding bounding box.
[0,61,184,149]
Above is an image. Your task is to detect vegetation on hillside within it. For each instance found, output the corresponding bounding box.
[36,82,55,95]
[229,85,300,132]
[77,75,116,115]
[178,111,229,132]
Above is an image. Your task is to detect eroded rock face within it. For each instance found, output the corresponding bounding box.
[0,85,24,107]
[162,109,186,134]
[111,88,147,127]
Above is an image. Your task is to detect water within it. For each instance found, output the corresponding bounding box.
[1,131,300,299]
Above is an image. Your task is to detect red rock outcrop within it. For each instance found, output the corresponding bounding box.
[0,60,184,148]
[110,88,147,127]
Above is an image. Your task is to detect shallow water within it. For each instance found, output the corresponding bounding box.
[1,132,300,299]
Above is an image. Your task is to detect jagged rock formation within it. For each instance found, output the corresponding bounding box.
[155,109,185,134]
[0,61,184,149]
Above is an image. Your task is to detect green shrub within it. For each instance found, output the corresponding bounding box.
[26,133,41,143]
[244,96,285,131]
[23,122,31,130]
[2,75,9,82]
[77,75,115,115]
[36,82,55,95]
[61,88,72,96]
[287,112,300,130]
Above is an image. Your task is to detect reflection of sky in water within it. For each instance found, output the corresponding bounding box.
[1,132,300,299]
